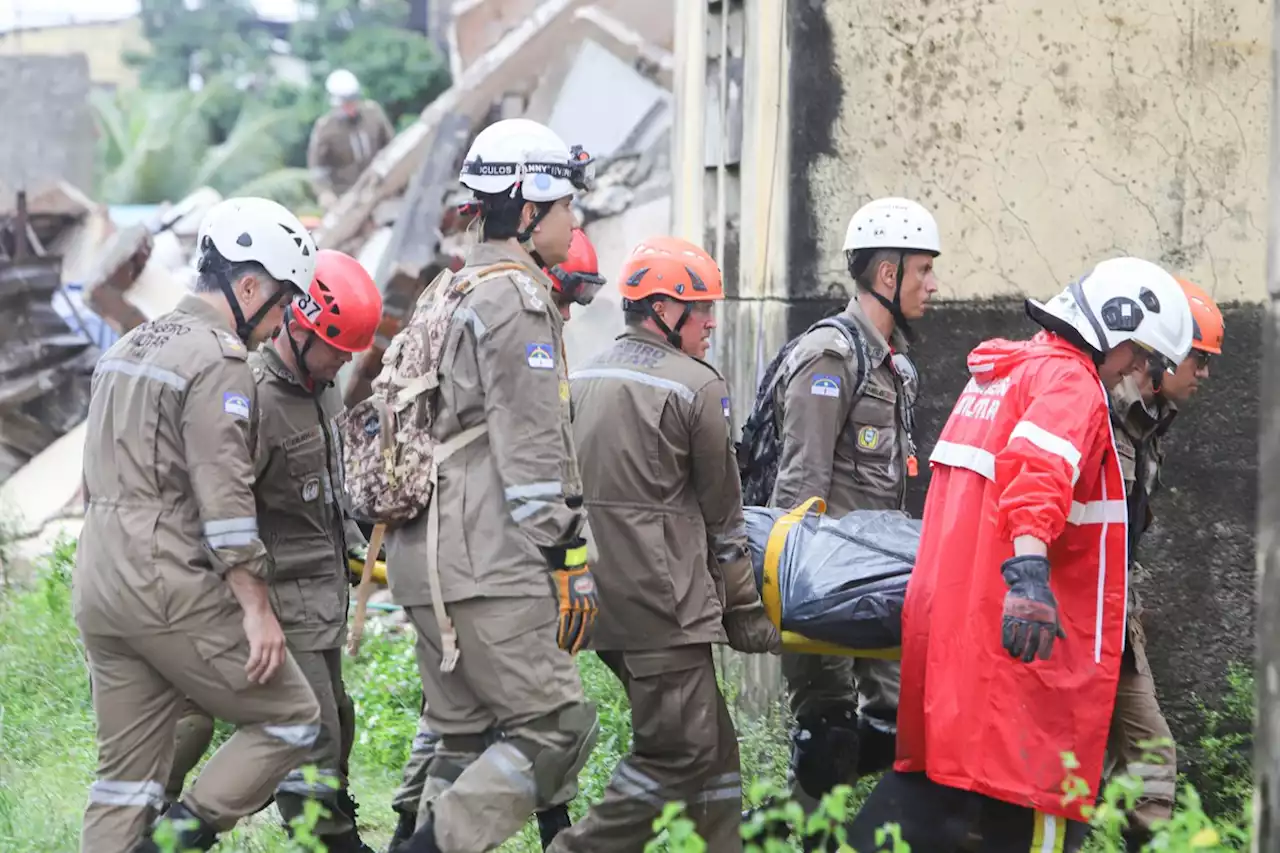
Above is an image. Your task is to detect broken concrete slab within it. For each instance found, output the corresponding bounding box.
[83,223,154,334]
[316,0,591,252]
[0,420,86,538]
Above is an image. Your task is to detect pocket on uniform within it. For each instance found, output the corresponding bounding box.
[189,629,253,693]
[623,648,716,759]
[467,598,561,709]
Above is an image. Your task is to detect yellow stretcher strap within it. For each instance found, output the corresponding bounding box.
[348,556,388,585]
[761,497,903,661]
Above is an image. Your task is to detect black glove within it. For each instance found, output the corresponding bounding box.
[790,702,861,799]
[1000,555,1066,663]
[542,538,598,654]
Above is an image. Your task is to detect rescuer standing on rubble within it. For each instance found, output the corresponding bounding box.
[308,69,396,211]
[163,250,385,852]
[73,197,323,853]
[385,225,604,853]
[847,258,1193,852]
[548,236,781,852]
[392,118,601,853]
[1105,278,1225,850]
[770,196,939,803]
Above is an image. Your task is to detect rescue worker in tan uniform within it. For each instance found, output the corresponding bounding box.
[163,250,385,851]
[386,226,606,853]
[308,69,395,210]
[393,118,600,853]
[771,197,939,806]
[1106,278,1224,851]
[549,237,781,852]
[74,197,323,853]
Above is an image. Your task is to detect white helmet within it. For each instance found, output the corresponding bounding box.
[1026,257,1193,371]
[843,196,941,256]
[459,118,594,202]
[325,69,360,104]
[198,197,317,293]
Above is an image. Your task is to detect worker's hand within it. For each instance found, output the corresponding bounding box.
[242,603,287,684]
[1000,555,1066,663]
[723,604,781,655]
[543,539,597,654]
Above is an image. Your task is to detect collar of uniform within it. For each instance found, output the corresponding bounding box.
[258,341,308,390]
[1110,374,1163,442]
[176,293,236,332]
[618,326,682,355]
[841,296,903,365]
[465,241,558,292]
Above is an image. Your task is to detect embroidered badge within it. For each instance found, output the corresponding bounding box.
[526,343,555,370]
[721,397,731,420]
[222,391,250,419]
[857,426,881,450]
[219,332,244,352]
[560,380,571,402]
[810,374,841,397]
[302,477,321,502]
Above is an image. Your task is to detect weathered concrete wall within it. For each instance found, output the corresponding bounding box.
[788,292,1260,776]
[789,0,1270,303]
[0,55,94,194]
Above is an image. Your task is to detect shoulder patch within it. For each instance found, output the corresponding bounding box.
[214,330,248,361]
[222,391,251,419]
[526,342,556,370]
[721,396,732,421]
[810,374,841,397]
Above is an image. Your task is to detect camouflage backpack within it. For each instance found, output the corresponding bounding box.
[341,261,524,527]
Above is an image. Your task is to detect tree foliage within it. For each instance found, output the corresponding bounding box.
[125,0,272,90]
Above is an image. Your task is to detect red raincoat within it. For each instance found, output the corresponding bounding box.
[895,331,1128,822]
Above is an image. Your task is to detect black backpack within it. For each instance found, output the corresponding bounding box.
[736,315,871,507]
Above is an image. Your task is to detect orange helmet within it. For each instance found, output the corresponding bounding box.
[544,228,606,306]
[292,250,383,353]
[1176,278,1224,355]
[619,236,724,303]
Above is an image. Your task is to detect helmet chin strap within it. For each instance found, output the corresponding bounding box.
[282,310,325,393]
[221,279,288,344]
[516,200,553,269]
[864,252,913,342]
[643,300,691,349]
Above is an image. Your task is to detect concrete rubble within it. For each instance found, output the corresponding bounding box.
[0,0,675,584]
[322,0,675,401]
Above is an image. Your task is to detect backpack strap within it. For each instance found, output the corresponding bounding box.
[814,315,872,400]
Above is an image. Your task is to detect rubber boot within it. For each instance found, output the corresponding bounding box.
[386,808,417,853]
[132,801,219,853]
[854,716,897,778]
[401,814,444,853]
[320,827,378,853]
[536,804,572,850]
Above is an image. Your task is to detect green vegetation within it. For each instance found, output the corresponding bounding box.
[95,0,450,207]
[0,540,1258,851]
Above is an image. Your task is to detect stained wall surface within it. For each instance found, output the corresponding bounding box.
[788,0,1270,304]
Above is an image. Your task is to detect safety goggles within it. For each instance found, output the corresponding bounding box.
[1132,340,1178,374]
[551,267,607,306]
[1191,349,1213,369]
[460,144,597,193]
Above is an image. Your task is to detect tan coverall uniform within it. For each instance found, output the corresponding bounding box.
[770,297,916,794]
[548,329,764,852]
[74,295,321,853]
[1106,375,1179,834]
[307,101,395,201]
[384,243,598,853]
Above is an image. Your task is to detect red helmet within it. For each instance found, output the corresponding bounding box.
[544,228,606,306]
[292,250,383,352]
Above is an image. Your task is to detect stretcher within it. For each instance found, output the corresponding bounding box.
[347,554,388,584]
[748,498,918,660]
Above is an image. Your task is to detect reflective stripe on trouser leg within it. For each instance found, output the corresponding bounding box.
[1031,811,1066,853]
[431,741,541,852]
[548,648,743,853]
[274,648,353,837]
[79,632,183,853]
[393,712,441,814]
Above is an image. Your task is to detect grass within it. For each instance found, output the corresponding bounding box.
[0,537,1259,852]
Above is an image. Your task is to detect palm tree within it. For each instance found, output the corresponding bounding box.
[90,78,314,209]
